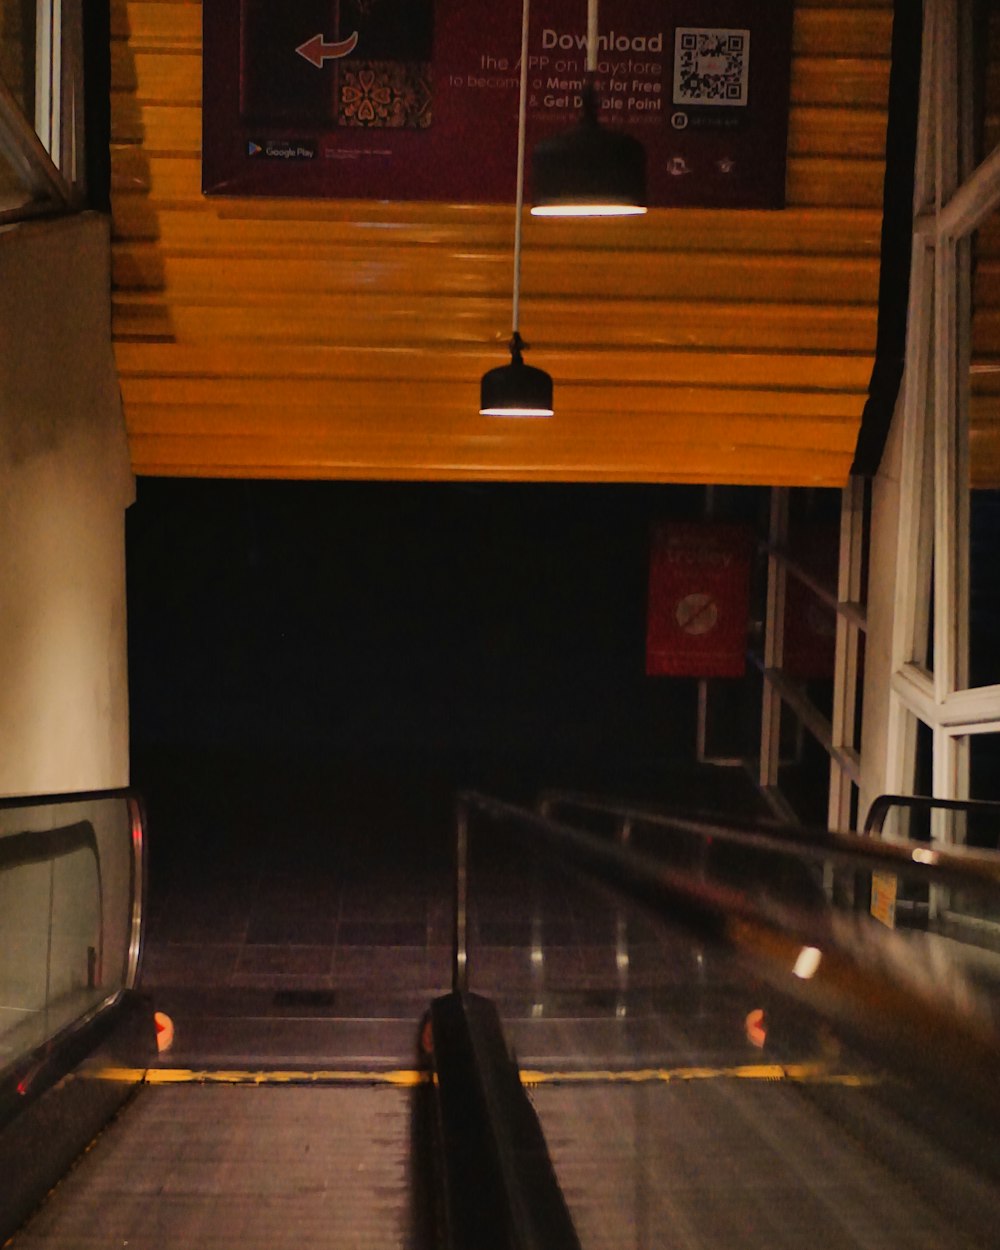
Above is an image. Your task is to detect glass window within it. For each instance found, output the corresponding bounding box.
[967,207,1000,689]
[0,0,36,125]
[0,0,82,220]
[942,733,1000,934]
[970,732,1000,846]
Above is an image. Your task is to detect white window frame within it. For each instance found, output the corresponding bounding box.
[0,0,84,222]
[884,0,1000,848]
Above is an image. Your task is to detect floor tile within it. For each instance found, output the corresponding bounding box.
[235,945,335,976]
[246,915,339,945]
[332,946,430,990]
[337,920,427,946]
[140,943,241,988]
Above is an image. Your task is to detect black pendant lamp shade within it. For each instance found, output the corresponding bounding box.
[480,332,554,417]
[532,81,647,216]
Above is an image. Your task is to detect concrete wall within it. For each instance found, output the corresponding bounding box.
[0,213,133,796]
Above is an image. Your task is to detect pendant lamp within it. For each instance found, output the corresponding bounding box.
[480,331,553,417]
[480,0,554,418]
[531,0,647,217]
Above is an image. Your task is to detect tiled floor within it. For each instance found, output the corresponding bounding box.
[142,840,455,998]
[138,765,785,1067]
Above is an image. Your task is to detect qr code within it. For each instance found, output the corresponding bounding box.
[673,28,750,107]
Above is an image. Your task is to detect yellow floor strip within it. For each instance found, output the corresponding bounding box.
[90,1063,877,1089]
[518,1064,880,1088]
[90,1066,429,1087]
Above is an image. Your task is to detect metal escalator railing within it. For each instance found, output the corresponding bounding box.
[864,792,1000,840]
[447,787,1000,1250]
[427,990,582,1250]
[452,790,1000,1123]
[0,789,151,1240]
[862,792,1000,935]
[537,788,1000,890]
[0,788,146,1096]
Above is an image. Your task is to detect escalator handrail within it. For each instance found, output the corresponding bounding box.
[0,821,105,1007]
[537,788,1000,889]
[454,790,1000,1119]
[0,786,137,811]
[864,792,1000,839]
[0,787,146,995]
[429,991,582,1250]
[0,789,147,1121]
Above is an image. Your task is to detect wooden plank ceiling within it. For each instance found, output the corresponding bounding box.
[110,0,894,485]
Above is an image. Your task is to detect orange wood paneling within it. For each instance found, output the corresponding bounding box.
[110,0,894,484]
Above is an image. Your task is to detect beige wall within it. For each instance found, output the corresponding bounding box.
[0,213,133,797]
[858,400,905,820]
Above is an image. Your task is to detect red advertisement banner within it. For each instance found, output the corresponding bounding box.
[782,523,839,681]
[646,522,751,677]
[203,1,793,207]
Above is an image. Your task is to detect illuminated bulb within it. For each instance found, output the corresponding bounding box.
[530,203,647,218]
[792,946,823,980]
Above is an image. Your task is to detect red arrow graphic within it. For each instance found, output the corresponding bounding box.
[295,31,359,68]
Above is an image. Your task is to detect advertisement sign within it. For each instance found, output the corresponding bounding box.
[782,524,839,681]
[646,522,752,677]
[870,871,897,929]
[203,1,794,207]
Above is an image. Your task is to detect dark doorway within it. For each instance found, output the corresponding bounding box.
[126,479,712,861]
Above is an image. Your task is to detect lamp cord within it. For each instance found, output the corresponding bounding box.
[587,0,598,73]
[511,0,531,336]
[582,0,599,119]
[510,0,600,342]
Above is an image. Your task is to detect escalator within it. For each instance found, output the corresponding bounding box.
[437,792,1000,1250]
[0,790,433,1249]
[3,787,1000,1248]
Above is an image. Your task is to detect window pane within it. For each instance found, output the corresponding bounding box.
[942,734,1000,936]
[975,2,1000,172]
[0,0,36,125]
[968,488,1000,686]
[970,732,1000,849]
[968,207,1000,688]
[0,0,51,219]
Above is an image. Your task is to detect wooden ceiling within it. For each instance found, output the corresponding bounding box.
[110,0,894,485]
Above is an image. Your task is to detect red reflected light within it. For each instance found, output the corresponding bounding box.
[744,1007,767,1049]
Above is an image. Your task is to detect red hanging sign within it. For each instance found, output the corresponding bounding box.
[646,522,751,677]
[782,523,838,680]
